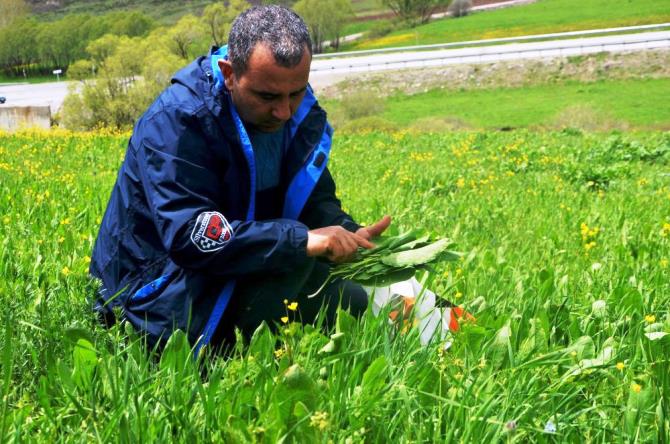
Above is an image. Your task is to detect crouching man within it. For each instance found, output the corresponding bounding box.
[90,5,391,354]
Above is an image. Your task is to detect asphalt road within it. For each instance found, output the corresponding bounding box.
[1,30,668,113]
[309,30,670,87]
[0,80,71,114]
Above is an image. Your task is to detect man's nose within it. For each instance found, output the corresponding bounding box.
[272,97,292,121]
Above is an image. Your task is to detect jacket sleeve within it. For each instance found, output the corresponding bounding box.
[299,163,360,233]
[135,106,309,277]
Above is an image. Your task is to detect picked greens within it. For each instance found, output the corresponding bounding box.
[310,230,461,297]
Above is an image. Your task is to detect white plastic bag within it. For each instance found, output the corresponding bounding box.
[364,277,455,347]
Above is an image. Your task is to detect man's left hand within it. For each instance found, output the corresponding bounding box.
[356,215,392,242]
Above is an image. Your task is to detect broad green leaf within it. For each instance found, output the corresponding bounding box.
[355,268,416,287]
[318,332,345,355]
[72,338,97,390]
[386,230,418,250]
[336,308,356,335]
[271,364,318,423]
[159,330,191,373]
[490,321,512,368]
[381,239,455,268]
[248,322,274,358]
[63,327,94,345]
[644,331,668,341]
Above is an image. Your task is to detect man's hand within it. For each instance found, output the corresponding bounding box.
[356,215,392,241]
[307,226,374,263]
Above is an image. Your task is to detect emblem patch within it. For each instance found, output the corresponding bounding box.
[191,211,233,252]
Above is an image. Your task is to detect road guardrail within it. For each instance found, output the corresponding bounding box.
[313,23,670,59]
[310,31,670,73]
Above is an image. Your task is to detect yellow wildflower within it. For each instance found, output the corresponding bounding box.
[631,383,642,393]
[580,223,589,239]
[615,362,625,371]
[274,348,285,359]
[280,316,289,324]
[310,411,329,431]
[645,314,656,324]
[287,302,298,311]
[61,266,70,276]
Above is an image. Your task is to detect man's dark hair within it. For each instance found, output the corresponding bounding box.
[228,5,312,76]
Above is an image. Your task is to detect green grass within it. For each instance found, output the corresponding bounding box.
[350,0,389,15]
[326,77,670,130]
[1,127,670,440]
[0,73,57,85]
[341,18,393,37]
[348,0,670,50]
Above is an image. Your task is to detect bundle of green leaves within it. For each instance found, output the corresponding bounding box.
[312,231,461,296]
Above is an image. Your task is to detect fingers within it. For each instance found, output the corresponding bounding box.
[309,225,378,263]
[366,215,392,238]
[353,232,374,249]
[326,227,373,263]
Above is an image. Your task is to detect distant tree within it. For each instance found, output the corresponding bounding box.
[381,0,452,25]
[62,24,190,130]
[66,59,94,81]
[294,0,353,53]
[0,17,37,75]
[86,34,122,70]
[107,11,155,37]
[0,0,28,29]
[167,14,208,59]
[262,0,297,6]
[202,0,248,47]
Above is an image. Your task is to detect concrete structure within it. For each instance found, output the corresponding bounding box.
[0,106,51,131]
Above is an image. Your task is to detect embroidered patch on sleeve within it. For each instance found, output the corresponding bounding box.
[191,211,233,252]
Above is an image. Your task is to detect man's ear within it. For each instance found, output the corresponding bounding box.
[218,59,235,91]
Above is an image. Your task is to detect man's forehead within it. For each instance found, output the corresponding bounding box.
[246,42,312,69]
[241,43,311,91]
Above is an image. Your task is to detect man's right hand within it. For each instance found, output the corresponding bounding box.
[306,226,374,263]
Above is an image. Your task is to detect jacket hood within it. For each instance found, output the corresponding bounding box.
[170,54,226,117]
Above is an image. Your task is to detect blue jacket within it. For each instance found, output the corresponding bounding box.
[90,48,359,351]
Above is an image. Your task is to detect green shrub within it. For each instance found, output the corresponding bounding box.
[409,116,472,132]
[339,90,386,120]
[336,116,396,133]
[548,104,630,132]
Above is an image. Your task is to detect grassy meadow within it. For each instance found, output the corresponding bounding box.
[346,0,670,49]
[325,76,670,132]
[1,127,669,441]
[382,77,670,130]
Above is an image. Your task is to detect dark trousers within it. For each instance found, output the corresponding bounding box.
[211,258,368,350]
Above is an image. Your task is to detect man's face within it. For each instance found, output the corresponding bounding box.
[219,43,311,133]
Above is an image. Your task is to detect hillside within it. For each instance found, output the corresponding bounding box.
[26,0,389,23]
[27,0,249,23]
